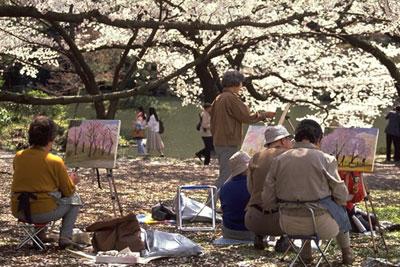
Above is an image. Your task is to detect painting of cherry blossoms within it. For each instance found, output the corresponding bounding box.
[321,127,379,172]
[241,125,267,157]
[65,120,121,169]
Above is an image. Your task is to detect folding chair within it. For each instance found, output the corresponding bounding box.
[279,206,333,267]
[16,220,54,250]
[176,185,217,231]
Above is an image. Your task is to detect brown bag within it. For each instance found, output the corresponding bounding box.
[132,129,145,139]
[86,213,145,252]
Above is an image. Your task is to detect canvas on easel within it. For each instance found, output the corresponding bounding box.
[241,125,267,157]
[65,120,121,169]
[321,127,379,173]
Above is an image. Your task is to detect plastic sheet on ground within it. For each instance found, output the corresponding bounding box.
[141,229,203,258]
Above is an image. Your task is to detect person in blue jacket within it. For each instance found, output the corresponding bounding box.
[219,151,254,240]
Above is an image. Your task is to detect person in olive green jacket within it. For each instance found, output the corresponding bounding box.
[210,70,275,192]
[11,116,81,249]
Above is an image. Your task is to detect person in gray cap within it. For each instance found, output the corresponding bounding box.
[245,125,293,251]
[210,69,275,194]
[262,119,353,264]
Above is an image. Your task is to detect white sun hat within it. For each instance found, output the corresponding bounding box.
[228,151,251,178]
[264,125,292,145]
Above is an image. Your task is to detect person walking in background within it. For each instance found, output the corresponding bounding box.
[384,105,400,162]
[195,103,214,165]
[210,69,275,191]
[133,106,147,156]
[146,107,165,157]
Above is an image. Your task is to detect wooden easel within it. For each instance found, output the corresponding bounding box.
[361,178,388,255]
[278,103,295,132]
[94,168,124,217]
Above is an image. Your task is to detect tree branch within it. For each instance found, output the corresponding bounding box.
[0,5,316,31]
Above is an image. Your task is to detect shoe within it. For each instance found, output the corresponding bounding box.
[37,229,57,243]
[254,235,265,250]
[299,241,313,264]
[195,152,203,162]
[341,247,354,265]
[59,237,84,250]
[274,235,290,253]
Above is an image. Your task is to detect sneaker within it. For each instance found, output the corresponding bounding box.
[254,235,265,250]
[195,152,203,162]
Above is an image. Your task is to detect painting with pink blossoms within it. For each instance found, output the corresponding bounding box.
[241,124,267,157]
[321,127,379,172]
[65,120,121,168]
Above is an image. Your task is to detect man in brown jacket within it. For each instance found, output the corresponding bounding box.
[262,119,353,265]
[210,70,274,191]
[245,125,293,250]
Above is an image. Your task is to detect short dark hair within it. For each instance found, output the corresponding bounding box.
[28,116,57,147]
[221,70,245,88]
[395,106,400,112]
[294,119,323,144]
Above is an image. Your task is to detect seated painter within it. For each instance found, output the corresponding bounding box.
[262,119,353,264]
[219,151,254,240]
[11,115,82,249]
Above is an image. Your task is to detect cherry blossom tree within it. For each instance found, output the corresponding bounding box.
[0,0,400,126]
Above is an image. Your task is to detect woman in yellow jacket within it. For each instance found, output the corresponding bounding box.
[11,116,80,249]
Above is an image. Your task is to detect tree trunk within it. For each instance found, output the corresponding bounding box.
[195,61,219,103]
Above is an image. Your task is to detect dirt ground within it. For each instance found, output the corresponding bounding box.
[0,150,399,266]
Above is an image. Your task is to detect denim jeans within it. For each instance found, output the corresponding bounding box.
[137,138,146,155]
[214,145,239,190]
[17,203,80,239]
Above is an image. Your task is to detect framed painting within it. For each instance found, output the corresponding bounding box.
[321,127,379,172]
[241,124,267,157]
[65,120,121,169]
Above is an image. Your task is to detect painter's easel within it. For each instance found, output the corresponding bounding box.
[360,178,388,255]
[278,103,295,132]
[93,168,124,217]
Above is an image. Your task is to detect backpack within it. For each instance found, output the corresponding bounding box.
[86,213,144,253]
[158,119,165,134]
[196,113,202,131]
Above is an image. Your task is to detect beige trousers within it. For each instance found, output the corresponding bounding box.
[244,206,283,236]
[280,212,350,248]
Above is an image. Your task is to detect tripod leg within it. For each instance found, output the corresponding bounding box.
[96,168,102,189]
[106,171,117,217]
[106,169,123,216]
[362,180,389,254]
[367,196,389,254]
[363,198,377,252]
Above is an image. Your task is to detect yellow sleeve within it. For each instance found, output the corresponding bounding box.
[54,158,75,197]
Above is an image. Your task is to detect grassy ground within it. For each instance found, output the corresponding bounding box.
[0,151,399,266]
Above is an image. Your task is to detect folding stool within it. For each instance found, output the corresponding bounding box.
[176,185,217,231]
[280,207,333,267]
[16,220,54,250]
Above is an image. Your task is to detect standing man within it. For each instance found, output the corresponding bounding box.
[385,106,400,162]
[211,69,274,191]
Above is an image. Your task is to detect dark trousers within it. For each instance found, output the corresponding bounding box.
[386,133,400,161]
[196,136,214,165]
